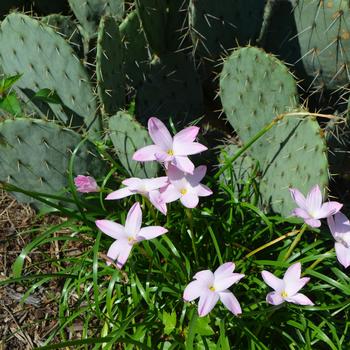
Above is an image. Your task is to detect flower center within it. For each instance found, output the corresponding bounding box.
[180,188,187,195]
[281,291,288,298]
[209,286,215,292]
[167,149,174,156]
[127,236,136,244]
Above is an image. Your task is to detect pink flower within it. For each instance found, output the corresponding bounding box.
[183,262,244,317]
[132,117,207,174]
[261,262,313,306]
[95,202,168,269]
[327,212,350,268]
[289,185,342,227]
[105,177,168,215]
[161,164,212,208]
[74,175,99,193]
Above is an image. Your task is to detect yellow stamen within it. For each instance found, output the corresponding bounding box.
[209,286,215,292]
[281,291,288,298]
[180,188,187,195]
[167,149,174,156]
[128,236,136,244]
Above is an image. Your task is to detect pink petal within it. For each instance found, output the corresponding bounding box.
[189,165,207,185]
[107,239,132,269]
[148,117,173,150]
[166,163,184,181]
[133,144,163,161]
[74,175,99,193]
[125,202,142,236]
[196,184,213,197]
[155,152,171,162]
[145,176,169,191]
[173,126,199,144]
[292,208,311,220]
[219,290,242,315]
[95,220,126,240]
[173,141,207,156]
[180,191,199,208]
[328,212,350,238]
[266,291,284,305]
[261,271,284,292]
[149,190,167,215]
[285,277,310,296]
[122,177,142,189]
[194,270,215,285]
[214,273,245,292]
[214,262,235,279]
[335,242,350,268]
[137,226,168,240]
[305,218,321,227]
[172,156,195,174]
[161,184,181,203]
[198,291,219,317]
[183,280,204,301]
[105,187,133,200]
[317,201,343,219]
[283,262,301,282]
[305,185,322,213]
[289,188,307,210]
[285,293,314,305]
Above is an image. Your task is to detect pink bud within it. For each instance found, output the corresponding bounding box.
[74,175,99,193]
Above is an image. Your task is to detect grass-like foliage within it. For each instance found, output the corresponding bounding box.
[1,120,350,350]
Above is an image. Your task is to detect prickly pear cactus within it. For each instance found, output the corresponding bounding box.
[294,0,350,90]
[0,118,106,209]
[220,47,329,216]
[119,10,151,88]
[189,0,265,59]
[0,13,99,134]
[68,0,124,38]
[108,111,158,178]
[96,16,125,115]
[136,53,204,127]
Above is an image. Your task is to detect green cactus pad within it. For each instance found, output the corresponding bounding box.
[0,118,106,209]
[96,16,125,115]
[189,0,265,58]
[136,53,204,127]
[220,46,299,165]
[42,14,84,58]
[294,0,350,90]
[119,10,151,88]
[68,0,124,38]
[0,13,98,133]
[108,111,158,178]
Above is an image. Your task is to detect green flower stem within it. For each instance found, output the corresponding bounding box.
[283,224,308,261]
[186,208,199,265]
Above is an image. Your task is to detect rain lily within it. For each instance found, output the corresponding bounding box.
[261,262,313,306]
[132,117,207,174]
[161,164,212,208]
[183,262,244,317]
[106,177,168,215]
[95,202,168,268]
[289,185,342,227]
[327,212,350,268]
[74,175,99,193]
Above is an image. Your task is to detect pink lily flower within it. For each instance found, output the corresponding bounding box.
[261,262,314,306]
[183,262,244,317]
[327,212,350,268]
[74,175,99,193]
[95,202,168,269]
[132,117,207,174]
[289,185,342,227]
[161,164,212,208]
[105,177,168,215]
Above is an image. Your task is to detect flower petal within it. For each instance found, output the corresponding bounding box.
[137,226,168,240]
[283,262,301,282]
[285,293,314,305]
[335,242,350,268]
[149,190,167,215]
[105,187,134,200]
[266,291,284,305]
[188,165,207,186]
[285,277,310,296]
[289,188,307,210]
[145,177,169,191]
[317,201,343,219]
[328,212,350,238]
[292,208,311,219]
[305,218,321,227]
[125,202,142,236]
[107,239,132,269]
[148,117,173,150]
[95,220,126,240]
[196,184,213,197]
[173,126,199,144]
[198,291,219,317]
[305,185,322,213]
[173,142,207,156]
[193,270,215,285]
[133,145,163,161]
[261,271,284,292]
[214,273,245,292]
[214,262,235,279]
[219,290,242,315]
[122,177,142,189]
[183,280,204,301]
[161,184,181,203]
[180,191,199,208]
[172,156,195,174]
